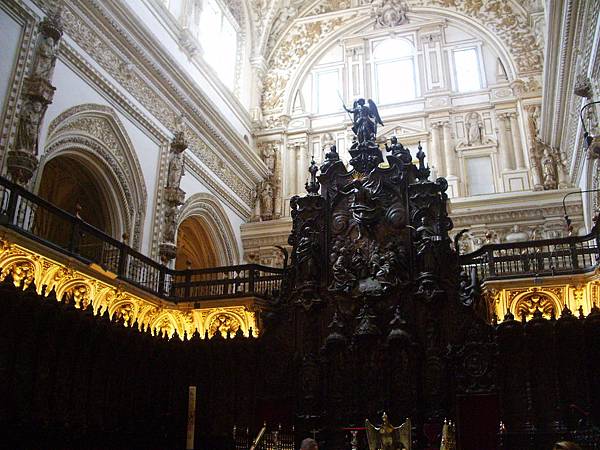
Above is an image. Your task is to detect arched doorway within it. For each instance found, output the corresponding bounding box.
[38,155,114,235]
[175,216,220,270]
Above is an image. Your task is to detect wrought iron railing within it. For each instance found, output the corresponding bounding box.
[0,176,284,303]
[460,228,600,281]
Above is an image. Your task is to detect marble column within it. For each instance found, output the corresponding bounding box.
[509,113,525,169]
[7,9,63,186]
[497,114,514,171]
[442,122,457,177]
[430,122,444,175]
[287,143,297,197]
[297,142,308,193]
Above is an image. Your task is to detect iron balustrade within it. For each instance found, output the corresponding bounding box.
[0,176,284,302]
[459,228,600,281]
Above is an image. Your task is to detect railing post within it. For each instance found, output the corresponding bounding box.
[158,267,166,299]
[117,243,127,278]
[569,242,579,270]
[487,248,496,277]
[4,186,18,225]
[68,217,81,254]
[184,270,191,301]
[249,266,256,295]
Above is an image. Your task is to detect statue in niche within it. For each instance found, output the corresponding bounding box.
[541,147,557,190]
[466,113,481,145]
[261,144,276,173]
[31,35,58,80]
[14,100,43,155]
[344,98,383,144]
[296,226,319,284]
[527,106,540,142]
[167,151,184,189]
[163,206,177,243]
[260,181,274,220]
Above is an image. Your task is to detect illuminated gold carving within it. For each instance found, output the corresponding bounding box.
[0,236,260,340]
[482,270,600,322]
[514,291,556,320]
[209,313,241,338]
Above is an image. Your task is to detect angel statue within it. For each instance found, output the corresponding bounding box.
[366,413,411,450]
[344,98,384,144]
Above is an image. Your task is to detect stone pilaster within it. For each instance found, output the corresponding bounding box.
[430,122,444,175]
[508,113,525,169]
[497,113,515,171]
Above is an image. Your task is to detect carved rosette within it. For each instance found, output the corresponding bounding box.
[8,10,64,185]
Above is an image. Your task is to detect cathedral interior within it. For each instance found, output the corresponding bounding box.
[0,0,600,449]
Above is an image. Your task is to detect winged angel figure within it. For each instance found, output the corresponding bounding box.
[365,412,411,450]
[344,98,384,144]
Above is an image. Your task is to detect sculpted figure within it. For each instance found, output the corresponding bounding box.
[262,144,276,173]
[15,100,43,155]
[541,147,557,190]
[296,226,318,282]
[365,412,411,450]
[167,151,184,189]
[260,181,274,219]
[466,113,481,145]
[344,98,384,144]
[31,36,58,80]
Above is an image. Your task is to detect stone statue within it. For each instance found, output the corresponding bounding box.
[344,98,384,144]
[466,113,481,145]
[167,151,184,189]
[527,106,540,142]
[260,181,274,220]
[261,144,276,173]
[541,147,557,190]
[14,100,43,155]
[31,36,58,80]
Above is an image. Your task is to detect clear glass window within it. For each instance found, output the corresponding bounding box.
[316,70,341,114]
[454,48,482,92]
[372,38,417,104]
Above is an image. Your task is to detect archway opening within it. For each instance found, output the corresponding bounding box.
[175,216,220,270]
[35,154,119,264]
[38,155,113,233]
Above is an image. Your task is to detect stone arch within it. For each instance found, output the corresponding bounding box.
[177,193,240,267]
[40,104,147,250]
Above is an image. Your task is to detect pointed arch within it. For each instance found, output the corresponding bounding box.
[40,104,147,249]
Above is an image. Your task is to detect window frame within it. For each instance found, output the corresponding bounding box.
[369,35,420,105]
[450,44,486,93]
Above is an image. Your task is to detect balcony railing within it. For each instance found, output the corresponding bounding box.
[459,228,600,282]
[0,176,284,303]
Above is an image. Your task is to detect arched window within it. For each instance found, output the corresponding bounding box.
[372,38,417,104]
